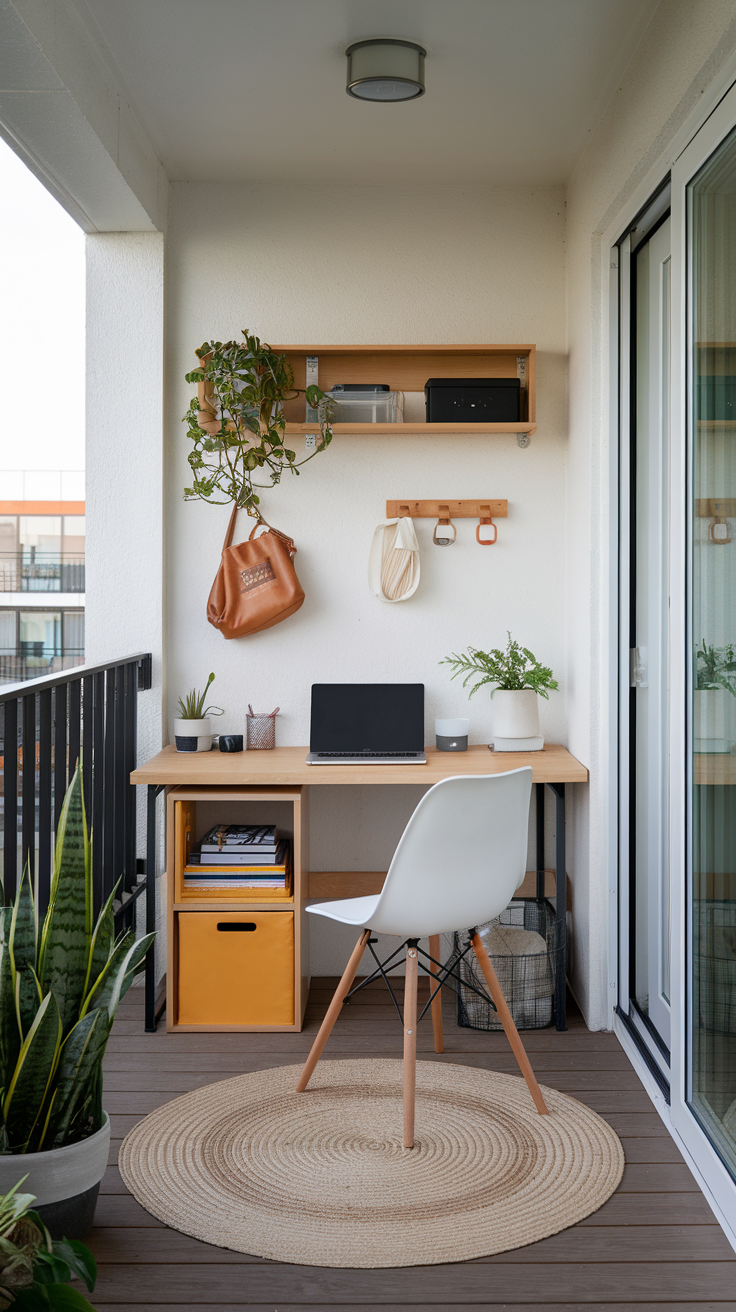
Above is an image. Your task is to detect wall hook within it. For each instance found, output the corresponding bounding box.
[476,504,497,545]
[433,505,456,546]
[710,516,732,544]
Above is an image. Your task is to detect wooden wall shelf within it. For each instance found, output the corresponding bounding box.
[272,343,537,437]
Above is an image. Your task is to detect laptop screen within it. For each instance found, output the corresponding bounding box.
[310,684,425,752]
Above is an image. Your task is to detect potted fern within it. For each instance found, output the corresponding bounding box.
[173,672,224,752]
[0,768,154,1239]
[441,632,558,750]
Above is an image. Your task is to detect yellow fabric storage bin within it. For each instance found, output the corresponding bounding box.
[177,911,294,1026]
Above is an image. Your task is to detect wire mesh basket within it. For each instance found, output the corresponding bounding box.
[694,900,736,1035]
[451,899,562,1031]
[245,712,277,750]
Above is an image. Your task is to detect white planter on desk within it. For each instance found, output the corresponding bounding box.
[693,688,730,753]
[490,689,544,752]
[173,716,213,753]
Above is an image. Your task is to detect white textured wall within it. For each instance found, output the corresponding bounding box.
[565,0,736,1027]
[165,182,568,975]
[85,231,166,973]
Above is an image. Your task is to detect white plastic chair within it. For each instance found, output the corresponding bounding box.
[296,768,549,1146]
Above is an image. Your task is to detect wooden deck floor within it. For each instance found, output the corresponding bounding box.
[91,978,736,1310]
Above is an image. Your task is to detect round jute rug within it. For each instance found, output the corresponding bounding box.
[118,1059,624,1268]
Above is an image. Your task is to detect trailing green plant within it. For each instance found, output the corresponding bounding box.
[0,767,154,1156]
[175,672,224,721]
[695,640,736,695]
[183,330,336,517]
[0,1178,97,1309]
[441,632,559,700]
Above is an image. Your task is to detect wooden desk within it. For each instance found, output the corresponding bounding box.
[132,744,588,1034]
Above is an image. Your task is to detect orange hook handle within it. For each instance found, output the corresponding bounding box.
[477,505,497,545]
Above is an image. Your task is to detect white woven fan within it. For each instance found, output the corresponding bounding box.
[368,517,421,602]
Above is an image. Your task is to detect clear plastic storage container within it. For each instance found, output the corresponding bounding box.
[306,386,404,424]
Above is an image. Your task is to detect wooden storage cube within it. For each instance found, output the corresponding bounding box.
[177,910,294,1026]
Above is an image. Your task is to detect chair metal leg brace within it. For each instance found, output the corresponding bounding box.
[428,933,444,1054]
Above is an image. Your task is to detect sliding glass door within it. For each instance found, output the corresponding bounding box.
[619,189,672,1079]
[686,123,736,1180]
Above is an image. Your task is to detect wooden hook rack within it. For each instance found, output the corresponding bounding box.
[385,499,508,519]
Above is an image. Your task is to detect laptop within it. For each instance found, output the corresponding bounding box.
[306,683,426,765]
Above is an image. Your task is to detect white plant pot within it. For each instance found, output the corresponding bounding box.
[0,1113,110,1238]
[491,689,541,739]
[694,689,728,752]
[173,716,213,752]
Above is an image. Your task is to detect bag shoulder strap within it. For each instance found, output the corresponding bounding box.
[222,504,297,558]
[248,515,297,557]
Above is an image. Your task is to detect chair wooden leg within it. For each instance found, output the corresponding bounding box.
[428,933,444,1053]
[296,928,370,1092]
[403,942,419,1148]
[471,931,549,1115]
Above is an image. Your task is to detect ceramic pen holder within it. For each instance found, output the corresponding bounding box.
[435,717,470,752]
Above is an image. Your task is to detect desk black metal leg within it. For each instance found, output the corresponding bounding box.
[145,784,165,1033]
[535,783,545,901]
[548,781,567,1031]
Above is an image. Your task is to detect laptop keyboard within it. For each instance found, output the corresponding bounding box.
[316,751,420,758]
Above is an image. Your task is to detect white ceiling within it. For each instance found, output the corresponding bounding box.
[76,0,660,186]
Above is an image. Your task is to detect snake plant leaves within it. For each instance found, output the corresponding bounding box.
[81,932,154,1020]
[0,910,20,1095]
[39,1008,110,1151]
[9,864,36,975]
[82,882,117,1003]
[38,768,91,1033]
[15,968,42,1041]
[3,992,61,1153]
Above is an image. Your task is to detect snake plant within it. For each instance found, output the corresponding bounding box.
[0,767,154,1155]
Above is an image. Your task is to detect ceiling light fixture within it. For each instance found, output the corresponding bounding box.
[345,39,426,102]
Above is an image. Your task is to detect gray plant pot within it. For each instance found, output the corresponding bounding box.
[0,1113,110,1239]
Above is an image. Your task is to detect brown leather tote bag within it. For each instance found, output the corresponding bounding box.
[207,505,305,638]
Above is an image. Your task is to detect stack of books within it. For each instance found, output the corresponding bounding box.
[184,824,291,893]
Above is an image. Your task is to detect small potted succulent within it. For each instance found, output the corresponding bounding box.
[0,768,154,1239]
[694,640,736,751]
[441,632,558,749]
[173,672,224,752]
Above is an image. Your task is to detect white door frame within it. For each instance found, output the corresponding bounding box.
[602,70,736,1251]
[668,76,736,1239]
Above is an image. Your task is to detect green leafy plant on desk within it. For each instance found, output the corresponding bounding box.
[440,632,558,699]
[695,640,736,693]
[0,1179,97,1309]
[183,330,337,518]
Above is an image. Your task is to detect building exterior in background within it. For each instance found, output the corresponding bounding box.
[0,471,85,684]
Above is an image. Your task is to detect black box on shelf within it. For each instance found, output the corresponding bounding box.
[424,377,520,423]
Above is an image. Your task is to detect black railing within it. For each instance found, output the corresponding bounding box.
[0,653,152,927]
[0,551,85,592]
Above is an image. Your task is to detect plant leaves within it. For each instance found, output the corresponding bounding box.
[38,770,91,1034]
[39,1009,109,1151]
[82,883,118,1004]
[15,967,42,1041]
[3,992,62,1153]
[0,908,20,1095]
[52,1239,96,1292]
[81,933,154,1021]
[10,863,36,976]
